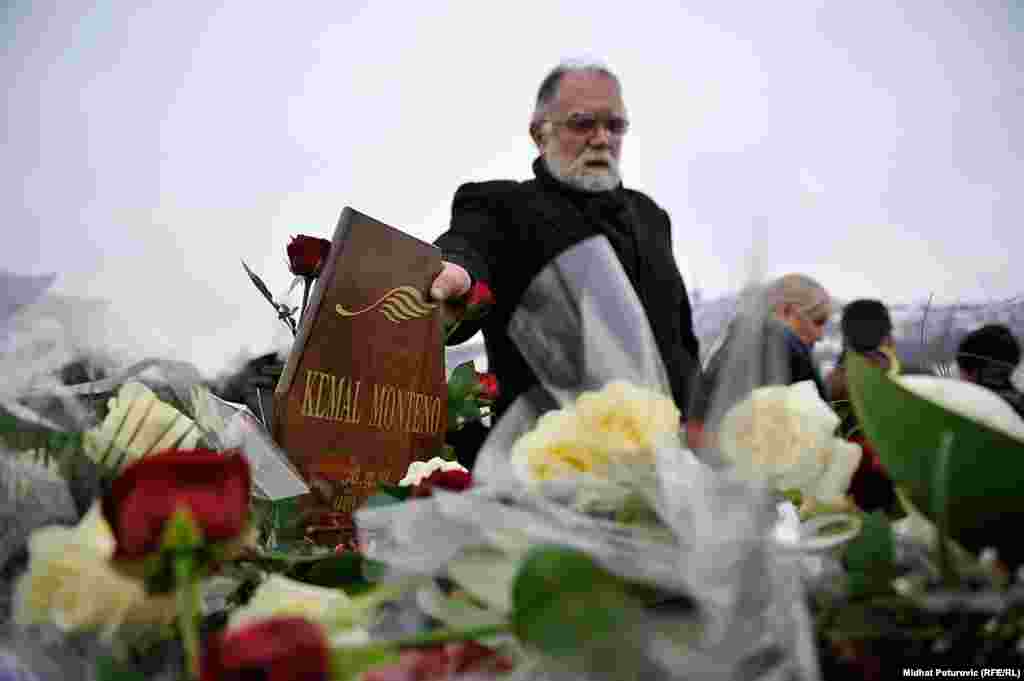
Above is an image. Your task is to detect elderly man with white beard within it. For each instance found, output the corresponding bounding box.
[430,60,701,424]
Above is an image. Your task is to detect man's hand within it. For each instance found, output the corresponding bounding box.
[430,261,471,302]
[431,261,472,331]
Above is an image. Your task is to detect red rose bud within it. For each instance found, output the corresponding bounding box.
[461,281,495,321]
[475,372,499,402]
[409,468,473,498]
[201,617,329,681]
[465,281,495,308]
[101,449,251,560]
[286,235,332,277]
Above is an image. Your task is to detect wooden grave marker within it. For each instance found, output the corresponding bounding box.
[273,207,446,544]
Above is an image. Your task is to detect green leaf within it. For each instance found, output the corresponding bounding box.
[846,352,1024,563]
[453,400,482,423]
[94,655,146,681]
[288,552,372,594]
[330,643,400,681]
[241,260,277,305]
[363,491,408,509]
[844,511,895,599]
[447,361,479,401]
[377,483,411,501]
[511,545,634,658]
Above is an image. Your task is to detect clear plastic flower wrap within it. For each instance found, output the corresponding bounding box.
[358,237,822,680]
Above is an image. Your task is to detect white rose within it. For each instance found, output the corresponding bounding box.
[897,375,1024,442]
[83,381,201,470]
[719,380,859,503]
[509,408,599,482]
[228,574,359,633]
[806,438,863,503]
[13,503,176,635]
[509,381,679,483]
[574,380,680,463]
[398,456,468,487]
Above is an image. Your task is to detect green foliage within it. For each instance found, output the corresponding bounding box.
[447,361,482,427]
[0,408,87,472]
[330,643,401,681]
[511,545,636,658]
[94,655,147,681]
[253,496,306,550]
[287,552,378,596]
[843,511,896,599]
[846,352,1024,564]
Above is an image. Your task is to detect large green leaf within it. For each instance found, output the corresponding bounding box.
[844,511,896,599]
[846,352,1024,563]
[511,546,639,654]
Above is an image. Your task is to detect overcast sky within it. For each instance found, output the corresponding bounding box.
[4,1,1022,375]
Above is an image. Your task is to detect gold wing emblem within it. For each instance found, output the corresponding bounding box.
[336,286,438,323]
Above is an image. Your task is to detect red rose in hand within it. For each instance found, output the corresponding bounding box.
[409,468,473,498]
[363,641,513,681]
[101,449,251,560]
[464,281,495,308]
[286,235,332,277]
[202,617,329,681]
[460,281,495,322]
[475,372,498,402]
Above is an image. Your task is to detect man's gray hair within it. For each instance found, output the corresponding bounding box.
[531,59,622,124]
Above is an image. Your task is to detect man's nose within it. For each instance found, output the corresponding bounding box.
[589,124,613,146]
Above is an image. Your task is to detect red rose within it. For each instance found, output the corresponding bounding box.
[286,235,332,277]
[101,449,251,560]
[463,281,495,312]
[409,468,473,498]
[202,617,329,681]
[362,641,512,681]
[475,372,499,402]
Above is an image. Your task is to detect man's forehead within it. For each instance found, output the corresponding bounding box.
[553,71,625,113]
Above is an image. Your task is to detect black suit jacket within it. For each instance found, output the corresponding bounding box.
[435,158,700,418]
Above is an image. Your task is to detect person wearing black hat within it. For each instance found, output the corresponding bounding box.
[826,298,898,513]
[957,324,1024,420]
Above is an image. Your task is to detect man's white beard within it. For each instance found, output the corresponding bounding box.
[543,145,621,193]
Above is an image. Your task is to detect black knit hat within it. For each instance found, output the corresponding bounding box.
[840,299,893,353]
[957,324,1021,373]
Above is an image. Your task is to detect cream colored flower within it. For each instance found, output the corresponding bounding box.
[228,574,357,632]
[13,503,176,635]
[574,380,680,463]
[510,381,680,483]
[897,375,1024,442]
[398,456,468,487]
[510,408,598,481]
[718,381,861,503]
[83,381,200,469]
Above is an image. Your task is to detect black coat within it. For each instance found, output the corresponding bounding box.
[435,158,701,418]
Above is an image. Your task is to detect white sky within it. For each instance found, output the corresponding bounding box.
[4,1,1022,375]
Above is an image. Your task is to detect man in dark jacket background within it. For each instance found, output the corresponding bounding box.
[957,323,1024,420]
[429,60,701,421]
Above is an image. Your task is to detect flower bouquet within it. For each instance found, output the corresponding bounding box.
[353,236,823,680]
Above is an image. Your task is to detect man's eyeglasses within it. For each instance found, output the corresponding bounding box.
[549,112,630,136]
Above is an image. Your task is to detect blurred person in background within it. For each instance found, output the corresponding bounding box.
[956,323,1024,420]
[826,298,898,513]
[688,273,832,448]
